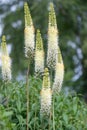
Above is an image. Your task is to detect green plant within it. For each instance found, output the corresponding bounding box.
[0,78,87,130]
[0,104,15,130]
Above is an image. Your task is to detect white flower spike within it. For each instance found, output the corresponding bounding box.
[40,68,52,116]
[47,2,58,69]
[1,36,11,81]
[35,29,44,74]
[24,2,35,58]
[53,47,64,93]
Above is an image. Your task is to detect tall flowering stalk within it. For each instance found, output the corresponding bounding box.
[47,2,58,69]
[24,2,35,130]
[35,29,44,74]
[24,2,35,58]
[53,46,64,94]
[1,35,11,81]
[40,68,52,116]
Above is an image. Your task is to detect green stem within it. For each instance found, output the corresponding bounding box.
[26,61,30,130]
[53,96,55,130]
[49,111,51,130]
[4,82,9,107]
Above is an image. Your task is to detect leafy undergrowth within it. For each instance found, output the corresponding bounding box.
[0,77,87,130]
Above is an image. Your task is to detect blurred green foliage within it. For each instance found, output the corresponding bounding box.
[0,0,87,95]
[0,78,87,130]
[0,105,15,130]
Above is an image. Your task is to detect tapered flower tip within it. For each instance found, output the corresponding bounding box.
[24,2,33,27]
[1,35,8,55]
[49,2,57,27]
[36,29,43,50]
[58,46,63,63]
[42,68,50,89]
[2,35,6,41]
[44,68,49,76]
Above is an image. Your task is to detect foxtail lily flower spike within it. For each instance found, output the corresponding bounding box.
[53,46,64,93]
[40,68,52,116]
[47,2,58,69]
[35,30,44,74]
[1,36,11,81]
[24,2,35,58]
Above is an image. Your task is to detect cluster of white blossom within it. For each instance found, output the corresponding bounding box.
[53,62,64,93]
[40,88,52,116]
[47,3,58,69]
[1,36,11,81]
[24,3,35,58]
[35,30,44,73]
[24,26,35,58]
[40,68,52,116]
[53,47,64,93]
[47,26,58,69]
